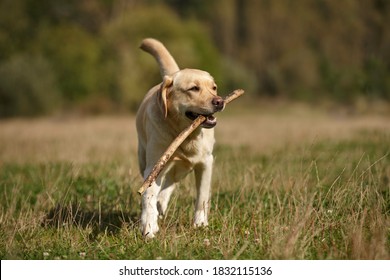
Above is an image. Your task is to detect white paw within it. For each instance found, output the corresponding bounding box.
[141,221,159,239]
[194,210,209,228]
[141,212,159,238]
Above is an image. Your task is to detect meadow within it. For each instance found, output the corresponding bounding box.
[0,104,389,259]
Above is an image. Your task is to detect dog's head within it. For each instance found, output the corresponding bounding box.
[159,69,225,129]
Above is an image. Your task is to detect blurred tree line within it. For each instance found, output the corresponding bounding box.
[0,0,388,117]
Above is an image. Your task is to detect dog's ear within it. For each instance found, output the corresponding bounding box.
[159,75,173,118]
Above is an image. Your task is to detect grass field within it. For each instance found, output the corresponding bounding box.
[1,104,389,259]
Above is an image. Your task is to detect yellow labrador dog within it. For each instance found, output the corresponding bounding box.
[136,38,225,238]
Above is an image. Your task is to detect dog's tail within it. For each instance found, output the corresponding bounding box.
[140,38,180,78]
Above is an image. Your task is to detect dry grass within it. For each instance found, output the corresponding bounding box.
[0,105,389,259]
[0,116,136,164]
[1,105,389,163]
[217,104,390,153]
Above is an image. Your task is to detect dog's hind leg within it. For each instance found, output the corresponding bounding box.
[157,161,191,217]
[157,181,176,217]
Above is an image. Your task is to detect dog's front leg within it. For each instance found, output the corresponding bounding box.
[194,154,213,227]
[141,174,161,238]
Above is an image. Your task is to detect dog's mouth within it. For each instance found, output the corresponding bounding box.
[185,111,217,128]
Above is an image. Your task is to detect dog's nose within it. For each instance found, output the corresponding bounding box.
[212,96,224,111]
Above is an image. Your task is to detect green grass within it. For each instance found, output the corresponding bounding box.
[1,126,389,260]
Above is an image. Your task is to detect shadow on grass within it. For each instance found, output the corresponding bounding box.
[42,204,139,238]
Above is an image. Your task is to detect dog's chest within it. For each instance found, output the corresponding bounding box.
[176,129,215,165]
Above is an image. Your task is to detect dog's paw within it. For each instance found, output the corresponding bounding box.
[143,231,157,239]
[194,210,209,228]
[141,213,159,239]
[141,222,159,239]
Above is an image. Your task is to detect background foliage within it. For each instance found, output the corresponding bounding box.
[0,0,389,117]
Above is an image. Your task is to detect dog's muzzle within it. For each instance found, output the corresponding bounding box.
[185,96,225,129]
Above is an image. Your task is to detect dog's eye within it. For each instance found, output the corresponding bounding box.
[212,85,217,91]
[188,86,200,92]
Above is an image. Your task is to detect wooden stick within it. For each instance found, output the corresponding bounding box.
[137,89,244,195]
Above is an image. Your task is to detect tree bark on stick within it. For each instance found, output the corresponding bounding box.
[137,89,244,195]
